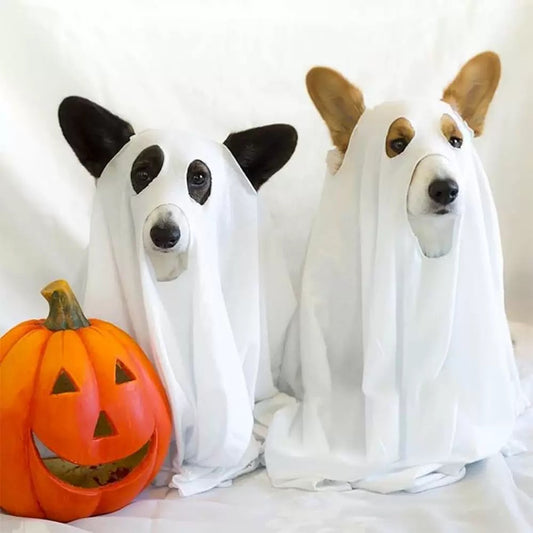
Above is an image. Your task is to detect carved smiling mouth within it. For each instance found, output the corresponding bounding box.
[32,433,152,488]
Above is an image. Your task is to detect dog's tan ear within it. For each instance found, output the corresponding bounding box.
[306,67,365,153]
[442,51,501,137]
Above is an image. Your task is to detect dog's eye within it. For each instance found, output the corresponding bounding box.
[136,169,150,182]
[389,138,408,155]
[449,136,463,149]
[131,145,164,194]
[191,172,206,186]
[187,159,212,205]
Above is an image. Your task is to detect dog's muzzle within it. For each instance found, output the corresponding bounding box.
[143,203,190,255]
[143,204,190,282]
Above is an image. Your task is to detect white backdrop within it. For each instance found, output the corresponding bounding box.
[2,2,533,532]
[1,0,532,333]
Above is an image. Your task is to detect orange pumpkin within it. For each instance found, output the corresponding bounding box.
[0,280,172,522]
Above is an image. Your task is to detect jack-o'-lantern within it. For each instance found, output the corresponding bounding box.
[0,280,172,522]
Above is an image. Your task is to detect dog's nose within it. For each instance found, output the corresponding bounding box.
[428,178,459,205]
[150,223,181,249]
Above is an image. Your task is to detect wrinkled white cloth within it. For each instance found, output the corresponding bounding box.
[268,100,529,493]
[4,407,533,533]
[84,129,293,496]
[511,321,533,405]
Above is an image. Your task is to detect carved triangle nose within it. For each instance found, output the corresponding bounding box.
[93,411,116,438]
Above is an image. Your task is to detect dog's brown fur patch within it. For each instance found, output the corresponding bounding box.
[442,51,500,137]
[385,117,415,158]
[440,114,463,144]
[306,67,365,153]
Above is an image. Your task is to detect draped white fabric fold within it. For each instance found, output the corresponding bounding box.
[269,100,528,492]
[83,129,291,495]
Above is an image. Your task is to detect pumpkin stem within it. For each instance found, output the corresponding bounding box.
[41,280,90,331]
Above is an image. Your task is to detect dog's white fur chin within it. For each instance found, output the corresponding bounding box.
[408,213,457,258]
[148,250,188,281]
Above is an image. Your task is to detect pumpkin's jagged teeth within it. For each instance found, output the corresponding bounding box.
[31,432,152,488]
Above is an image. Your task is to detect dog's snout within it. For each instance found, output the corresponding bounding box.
[150,223,181,249]
[428,178,459,206]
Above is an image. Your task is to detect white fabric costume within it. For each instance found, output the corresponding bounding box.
[268,100,528,493]
[84,129,294,495]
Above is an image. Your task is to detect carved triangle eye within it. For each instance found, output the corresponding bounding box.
[115,360,135,384]
[51,369,79,394]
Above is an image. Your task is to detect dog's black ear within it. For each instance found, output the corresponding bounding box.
[58,96,135,177]
[223,124,297,190]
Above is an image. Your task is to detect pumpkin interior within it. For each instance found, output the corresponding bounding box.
[34,436,151,488]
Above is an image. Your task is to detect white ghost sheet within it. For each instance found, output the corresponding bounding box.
[83,129,294,496]
[267,100,529,493]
